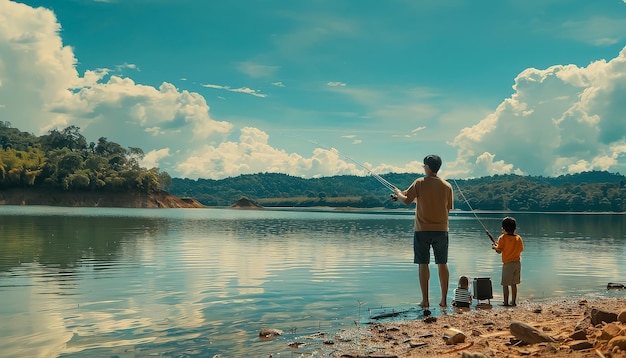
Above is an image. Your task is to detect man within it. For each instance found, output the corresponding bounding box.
[393,154,453,308]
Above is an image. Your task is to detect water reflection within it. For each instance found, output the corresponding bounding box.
[0,207,624,357]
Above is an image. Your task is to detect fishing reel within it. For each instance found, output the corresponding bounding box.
[390,193,398,202]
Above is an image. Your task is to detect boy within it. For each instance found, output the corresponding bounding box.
[492,216,524,306]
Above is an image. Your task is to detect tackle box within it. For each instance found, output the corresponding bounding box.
[472,277,493,304]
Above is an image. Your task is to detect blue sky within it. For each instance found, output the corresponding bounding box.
[2,0,626,180]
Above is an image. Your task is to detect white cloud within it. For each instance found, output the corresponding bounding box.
[202,83,267,98]
[140,148,171,169]
[115,62,139,71]
[448,47,626,178]
[177,127,350,179]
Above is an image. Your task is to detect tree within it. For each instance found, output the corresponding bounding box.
[39,126,87,151]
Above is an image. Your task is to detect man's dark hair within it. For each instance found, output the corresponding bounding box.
[423,154,442,173]
[502,216,517,233]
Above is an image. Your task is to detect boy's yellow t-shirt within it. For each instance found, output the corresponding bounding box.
[495,234,524,263]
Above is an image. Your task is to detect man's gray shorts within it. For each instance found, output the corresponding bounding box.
[414,231,448,264]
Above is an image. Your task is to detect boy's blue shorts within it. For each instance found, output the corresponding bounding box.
[414,231,448,264]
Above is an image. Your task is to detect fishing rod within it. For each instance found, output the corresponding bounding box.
[308,140,398,196]
[452,179,496,245]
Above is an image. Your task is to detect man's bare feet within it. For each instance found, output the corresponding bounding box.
[439,301,447,308]
[419,301,429,308]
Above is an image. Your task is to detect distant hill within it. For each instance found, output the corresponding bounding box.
[169,171,626,212]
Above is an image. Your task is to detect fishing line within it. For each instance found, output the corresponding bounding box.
[307,140,398,193]
[452,179,496,244]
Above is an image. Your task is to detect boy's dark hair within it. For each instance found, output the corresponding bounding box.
[423,154,442,173]
[502,216,517,233]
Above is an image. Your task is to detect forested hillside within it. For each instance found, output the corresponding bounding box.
[170,171,626,212]
[0,122,171,193]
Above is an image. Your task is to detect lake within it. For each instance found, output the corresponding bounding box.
[0,206,624,357]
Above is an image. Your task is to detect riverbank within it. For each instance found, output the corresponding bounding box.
[322,296,626,357]
[0,188,205,208]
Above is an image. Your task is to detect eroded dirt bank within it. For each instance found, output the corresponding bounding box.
[0,188,205,208]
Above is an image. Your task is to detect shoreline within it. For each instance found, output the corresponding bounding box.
[312,295,626,357]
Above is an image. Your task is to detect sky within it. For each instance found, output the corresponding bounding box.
[2,0,626,181]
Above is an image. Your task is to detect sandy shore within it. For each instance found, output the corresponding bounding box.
[320,296,626,357]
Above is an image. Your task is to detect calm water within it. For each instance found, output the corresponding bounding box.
[0,206,624,357]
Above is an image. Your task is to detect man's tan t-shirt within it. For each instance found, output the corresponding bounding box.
[403,176,453,232]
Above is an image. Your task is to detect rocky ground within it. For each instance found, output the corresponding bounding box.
[268,297,626,357]
[321,297,626,357]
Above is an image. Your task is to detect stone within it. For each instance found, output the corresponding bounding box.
[591,308,618,325]
[408,340,428,348]
[509,321,556,344]
[462,352,487,358]
[569,329,587,341]
[258,328,283,340]
[569,340,593,350]
[575,317,591,331]
[618,309,626,323]
[608,336,626,351]
[443,328,466,345]
[599,322,623,341]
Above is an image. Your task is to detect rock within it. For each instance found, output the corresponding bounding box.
[618,310,626,323]
[591,308,618,325]
[569,329,587,341]
[599,322,623,341]
[462,352,487,358]
[231,196,263,209]
[509,321,556,344]
[258,328,283,340]
[423,316,437,323]
[409,340,428,348]
[569,340,593,350]
[607,282,625,290]
[443,328,466,345]
[575,317,590,331]
[609,336,626,351]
